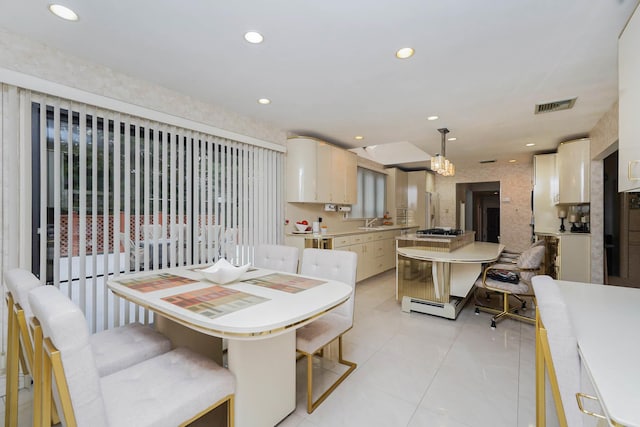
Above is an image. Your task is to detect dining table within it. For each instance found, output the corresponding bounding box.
[107,264,352,427]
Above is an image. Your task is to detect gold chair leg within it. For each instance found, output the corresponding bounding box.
[5,301,19,427]
[305,335,357,414]
[32,322,43,427]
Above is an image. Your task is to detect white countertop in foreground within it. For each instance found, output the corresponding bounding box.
[558,281,640,427]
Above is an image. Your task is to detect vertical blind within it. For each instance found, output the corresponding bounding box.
[29,92,284,333]
[351,167,387,219]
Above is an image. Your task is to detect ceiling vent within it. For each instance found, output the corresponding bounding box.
[535,98,577,114]
[479,159,496,164]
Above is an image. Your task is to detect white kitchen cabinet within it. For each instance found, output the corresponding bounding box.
[425,171,436,194]
[396,169,408,209]
[408,171,427,229]
[557,138,590,204]
[329,144,358,204]
[286,137,319,203]
[534,153,560,232]
[286,137,357,204]
[557,234,591,282]
[338,230,401,282]
[619,5,640,192]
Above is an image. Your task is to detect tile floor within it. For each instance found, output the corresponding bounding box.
[1,269,536,427]
[280,270,536,427]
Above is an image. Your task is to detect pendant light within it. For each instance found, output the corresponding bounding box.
[431,128,455,176]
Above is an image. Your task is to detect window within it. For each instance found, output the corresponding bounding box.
[351,167,386,219]
[28,92,284,332]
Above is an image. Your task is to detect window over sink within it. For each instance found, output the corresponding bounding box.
[350,167,386,219]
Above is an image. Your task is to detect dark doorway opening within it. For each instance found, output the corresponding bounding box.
[456,182,500,243]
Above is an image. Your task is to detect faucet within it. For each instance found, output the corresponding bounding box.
[364,217,378,228]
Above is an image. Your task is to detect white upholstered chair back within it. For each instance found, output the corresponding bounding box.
[29,286,109,427]
[253,244,299,273]
[142,224,163,240]
[300,249,357,319]
[4,268,42,321]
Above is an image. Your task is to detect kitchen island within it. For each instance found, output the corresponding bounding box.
[396,232,503,319]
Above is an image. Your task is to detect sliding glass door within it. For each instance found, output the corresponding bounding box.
[30,93,284,332]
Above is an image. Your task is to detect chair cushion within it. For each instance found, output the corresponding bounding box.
[4,268,42,320]
[90,323,171,377]
[101,347,235,427]
[479,277,530,294]
[296,312,352,354]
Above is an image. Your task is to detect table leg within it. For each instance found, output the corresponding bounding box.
[227,331,296,427]
[155,316,223,365]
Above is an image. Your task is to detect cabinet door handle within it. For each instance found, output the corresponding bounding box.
[575,393,607,420]
[629,160,640,181]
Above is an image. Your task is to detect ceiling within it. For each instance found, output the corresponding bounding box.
[1,0,638,168]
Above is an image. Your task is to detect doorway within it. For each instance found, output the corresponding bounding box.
[456,182,500,243]
[603,150,640,287]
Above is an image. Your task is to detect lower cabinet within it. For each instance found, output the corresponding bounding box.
[334,230,400,282]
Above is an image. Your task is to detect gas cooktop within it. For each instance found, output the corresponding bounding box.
[416,228,464,236]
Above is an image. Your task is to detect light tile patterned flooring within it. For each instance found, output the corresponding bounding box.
[280,270,536,427]
[1,269,536,427]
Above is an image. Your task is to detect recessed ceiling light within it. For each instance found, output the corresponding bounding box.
[257,98,271,105]
[48,4,78,21]
[244,31,264,44]
[509,159,517,163]
[448,137,457,141]
[525,143,536,147]
[427,115,439,121]
[354,136,364,140]
[395,47,415,59]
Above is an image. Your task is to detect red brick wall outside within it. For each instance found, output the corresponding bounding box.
[58,213,215,257]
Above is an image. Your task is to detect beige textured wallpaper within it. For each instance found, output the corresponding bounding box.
[435,161,534,253]
[589,101,619,284]
[0,29,287,146]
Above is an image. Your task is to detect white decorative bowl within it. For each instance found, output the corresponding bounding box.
[198,259,250,285]
[295,223,309,232]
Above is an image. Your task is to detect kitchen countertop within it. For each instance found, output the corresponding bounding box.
[557,280,640,427]
[535,231,591,237]
[286,224,418,239]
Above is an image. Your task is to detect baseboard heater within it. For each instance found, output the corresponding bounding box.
[401,295,465,320]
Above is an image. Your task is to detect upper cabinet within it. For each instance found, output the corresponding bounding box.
[534,153,559,232]
[395,169,408,209]
[557,138,590,204]
[286,137,357,204]
[619,5,640,192]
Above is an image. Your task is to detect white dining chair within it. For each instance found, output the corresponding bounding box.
[119,232,146,270]
[142,223,163,240]
[296,248,358,413]
[222,228,238,263]
[3,268,172,427]
[253,244,299,273]
[29,285,236,427]
[197,224,221,262]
